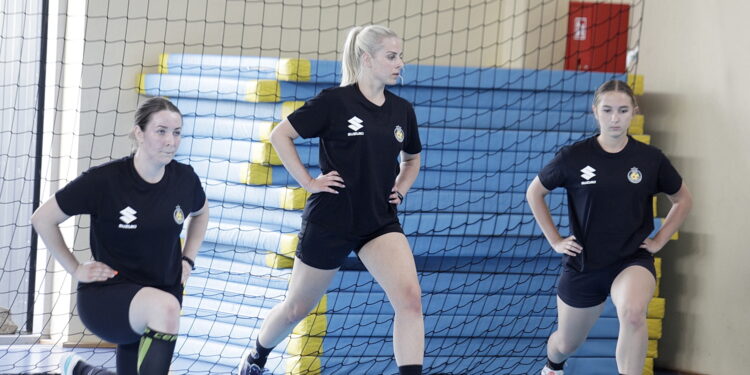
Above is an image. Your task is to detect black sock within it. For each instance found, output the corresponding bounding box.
[249,338,274,368]
[73,360,116,375]
[547,358,565,371]
[137,327,177,375]
[116,342,139,375]
[399,364,422,375]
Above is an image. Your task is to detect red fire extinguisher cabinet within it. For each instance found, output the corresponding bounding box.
[565,2,630,73]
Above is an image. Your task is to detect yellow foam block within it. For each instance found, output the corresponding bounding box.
[285,356,321,375]
[287,335,323,356]
[276,58,311,82]
[258,122,279,143]
[240,163,272,185]
[158,53,169,74]
[281,101,305,119]
[633,134,651,145]
[292,314,327,336]
[279,233,299,258]
[138,74,147,95]
[250,142,282,165]
[654,278,660,297]
[245,80,281,102]
[648,297,665,319]
[280,188,310,210]
[652,196,657,217]
[265,252,294,269]
[628,115,645,135]
[647,319,662,339]
[312,295,327,314]
[627,74,645,96]
[648,339,658,358]
[655,257,661,279]
[643,357,654,375]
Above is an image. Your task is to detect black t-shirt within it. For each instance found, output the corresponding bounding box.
[538,136,682,271]
[288,84,422,235]
[56,156,206,288]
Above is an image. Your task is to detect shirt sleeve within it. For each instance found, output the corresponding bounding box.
[656,151,683,195]
[402,104,422,155]
[287,89,331,139]
[55,169,101,216]
[189,167,207,214]
[538,148,568,191]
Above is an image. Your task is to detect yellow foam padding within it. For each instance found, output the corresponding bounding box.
[240,163,272,185]
[627,74,645,96]
[138,73,147,95]
[633,134,651,145]
[287,335,323,356]
[158,53,169,74]
[628,114,645,135]
[648,339,658,358]
[285,356,321,375]
[647,318,662,339]
[276,58,311,82]
[281,101,305,119]
[648,297,665,319]
[292,314,327,336]
[258,122,279,143]
[653,196,657,217]
[280,187,310,210]
[654,278,660,297]
[265,252,294,269]
[245,80,281,102]
[655,257,661,279]
[643,357,654,375]
[279,233,299,258]
[250,142,282,165]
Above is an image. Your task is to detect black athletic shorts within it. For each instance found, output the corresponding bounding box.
[77,281,183,344]
[557,249,657,308]
[295,219,404,270]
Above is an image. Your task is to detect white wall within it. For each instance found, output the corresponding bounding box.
[638,1,750,373]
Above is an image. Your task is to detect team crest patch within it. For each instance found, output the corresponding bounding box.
[394,125,404,143]
[173,205,185,224]
[627,167,643,184]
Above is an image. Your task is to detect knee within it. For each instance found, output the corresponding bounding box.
[282,300,317,324]
[150,295,181,331]
[392,283,423,317]
[552,333,583,356]
[617,303,648,329]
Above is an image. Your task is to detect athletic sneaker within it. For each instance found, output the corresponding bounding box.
[540,365,563,375]
[60,353,83,375]
[238,349,267,375]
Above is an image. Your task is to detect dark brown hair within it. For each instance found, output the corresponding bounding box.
[135,96,181,131]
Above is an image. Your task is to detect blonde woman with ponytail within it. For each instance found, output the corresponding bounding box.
[238,25,424,375]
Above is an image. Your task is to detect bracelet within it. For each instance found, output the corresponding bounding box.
[181,255,195,270]
[395,190,404,202]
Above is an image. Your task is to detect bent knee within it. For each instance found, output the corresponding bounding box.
[282,300,318,324]
[617,304,648,328]
[392,284,423,316]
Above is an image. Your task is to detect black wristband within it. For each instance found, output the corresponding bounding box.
[396,191,404,203]
[181,255,195,270]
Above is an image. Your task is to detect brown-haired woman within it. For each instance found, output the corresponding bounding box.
[526,80,692,375]
[32,97,209,375]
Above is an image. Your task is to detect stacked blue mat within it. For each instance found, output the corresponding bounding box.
[140,54,662,374]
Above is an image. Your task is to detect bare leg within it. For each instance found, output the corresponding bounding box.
[610,266,656,374]
[547,296,605,363]
[257,258,339,347]
[358,232,424,366]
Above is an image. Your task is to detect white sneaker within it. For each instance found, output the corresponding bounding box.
[60,353,83,375]
[541,365,564,375]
